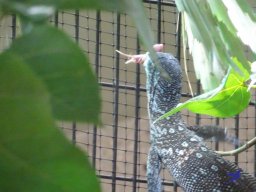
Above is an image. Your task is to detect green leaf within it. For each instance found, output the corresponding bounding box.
[222,0,256,53]
[157,69,251,122]
[1,0,155,60]
[207,0,237,34]
[177,1,229,91]
[9,24,100,123]
[126,0,154,51]
[1,0,155,47]
[0,52,100,191]
[236,0,256,22]
[0,0,128,12]
[217,22,250,77]
[176,0,253,91]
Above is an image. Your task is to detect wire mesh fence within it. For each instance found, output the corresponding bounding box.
[1,1,256,192]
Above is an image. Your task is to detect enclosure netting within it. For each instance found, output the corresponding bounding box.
[1,1,256,192]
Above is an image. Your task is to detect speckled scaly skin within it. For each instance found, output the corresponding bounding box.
[144,52,256,192]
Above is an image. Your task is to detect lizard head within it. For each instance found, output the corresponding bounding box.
[143,52,182,121]
[116,44,182,121]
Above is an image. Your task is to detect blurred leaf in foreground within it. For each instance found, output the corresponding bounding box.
[0,52,100,192]
[9,24,101,123]
[0,0,155,52]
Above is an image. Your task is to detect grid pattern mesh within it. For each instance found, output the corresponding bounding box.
[0,1,255,192]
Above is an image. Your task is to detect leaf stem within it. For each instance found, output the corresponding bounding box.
[216,136,256,156]
[181,12,194,97]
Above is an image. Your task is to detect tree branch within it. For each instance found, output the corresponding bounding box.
[216,136,256,156]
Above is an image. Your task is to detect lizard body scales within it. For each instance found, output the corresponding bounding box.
[142,52,256,192]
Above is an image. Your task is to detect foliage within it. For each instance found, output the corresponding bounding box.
[157,68,250,123]
[0,0,155,191]
[2,0,255,189]
[160,0,256,120]
[0,52,99,192]
[176,0,254,91]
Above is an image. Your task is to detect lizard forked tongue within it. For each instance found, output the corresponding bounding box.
[116,43,164,64]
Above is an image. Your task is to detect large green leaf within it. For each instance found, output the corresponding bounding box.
[176,0,252,91]
[222,0,256,54]
[156,69,250,122]
[217,22,250,77]
[0,0,155,51]
[0,52,100,191]
[1,0,155,69]
[236,0,256,22]
[207,0,236,34]
[0,0,128,12]
[9,24,100,123]
[176,0,228,91]
[126,0,154,51]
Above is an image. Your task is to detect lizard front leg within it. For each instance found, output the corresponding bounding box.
[188,125,243,146]
[147,145,162,192]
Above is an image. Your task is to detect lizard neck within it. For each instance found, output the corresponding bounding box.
[147,85,182,122]
[144,53,182,122]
